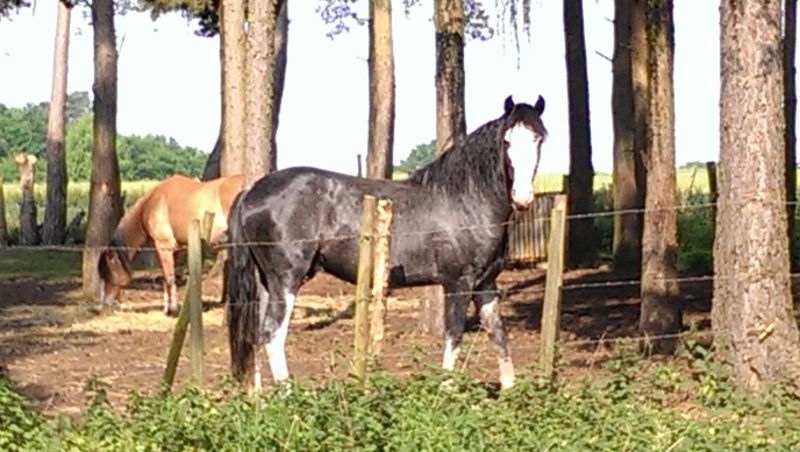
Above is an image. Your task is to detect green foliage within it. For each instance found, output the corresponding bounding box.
[0,101,207,182]
[0,377,52,451]
[3,356,800,450]
[395,140,435,174]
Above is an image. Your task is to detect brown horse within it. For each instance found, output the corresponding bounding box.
[98,173,244,315]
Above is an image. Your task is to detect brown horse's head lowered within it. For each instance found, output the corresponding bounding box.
[98,234,133,309]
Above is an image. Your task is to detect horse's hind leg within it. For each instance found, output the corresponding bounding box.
[153,240,179,316]
[442,279,472,371]
[473,281,515,389]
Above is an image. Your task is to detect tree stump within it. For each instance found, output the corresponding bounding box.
[15,153,38,245]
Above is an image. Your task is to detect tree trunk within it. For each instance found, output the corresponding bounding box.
[563,0,596,268]
[612,0,645,275]
[714,0,800,391]
[366,0,395,179]
[15,153,38,246]
[244,0,279,185]
[271,0,288,171]
[639,0,681,354]
[202,32,226,182]
[83,0,121,300]
[207,0,287,181]
[785,0,797,269]
[42,0,71,245]
[420,0,467,337]
[220,0,247,178]
[434,0,466,155]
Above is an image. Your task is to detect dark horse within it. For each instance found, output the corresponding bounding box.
[225,95,547,390]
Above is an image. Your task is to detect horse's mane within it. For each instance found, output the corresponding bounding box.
[407,117,507,197]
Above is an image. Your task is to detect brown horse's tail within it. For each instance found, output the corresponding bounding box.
[224,189,259,382]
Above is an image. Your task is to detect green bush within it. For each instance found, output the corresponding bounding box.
[3,353,800,451]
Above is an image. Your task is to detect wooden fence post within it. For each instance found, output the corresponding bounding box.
[15,153,38,245]
[0,177,7,247]
[706,161,718,229]
[351,194,377,385]
[163,218,205,389]
[187,219,205,386]
[539,194,567,382]
[370,199,393,356]
[162,285,193,389]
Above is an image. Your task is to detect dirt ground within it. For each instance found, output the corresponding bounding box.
[0,262,718,418]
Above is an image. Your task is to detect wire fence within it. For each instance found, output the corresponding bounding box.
[2,195,794,254]
[4,196,799,304]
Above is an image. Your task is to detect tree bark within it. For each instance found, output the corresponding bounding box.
[15,153,38,246]
[563,0,596,268]
[419,0,467,337]
[785,0,797,269]
[271,0,288,171]
[42,0,71,245]
[206,0,287,181]
[714,0,800,391]
[220,0,247,178]
[244,0,279,185]
[433,0,466,155]
[639,0,681,354]
[83,0,122,300]
[366,0,395,179]
[611,0,645,275]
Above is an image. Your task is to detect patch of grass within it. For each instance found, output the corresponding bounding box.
[0,248,81,280]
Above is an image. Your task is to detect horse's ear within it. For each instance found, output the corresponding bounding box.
[504,95,514,115]
[534,95,545,115]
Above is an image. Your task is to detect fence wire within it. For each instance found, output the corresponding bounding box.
[1,195,790,253]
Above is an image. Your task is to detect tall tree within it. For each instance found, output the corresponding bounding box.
[418,0,467,337]
[611,0,646,274]
[42,0,73,245]
[563,0,596,268]
[244,0,281,183]
[639,0,680,353]
[714,0,800,391]
[220,0,247,178]
[202,0,288,180]
[83,0,122,299]
[785,0,797,269]
[366,0,395,179]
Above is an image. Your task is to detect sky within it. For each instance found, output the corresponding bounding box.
[0,1,722,177]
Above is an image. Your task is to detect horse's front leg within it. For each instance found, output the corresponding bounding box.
[154,240,178,316]
[473,281,515,390]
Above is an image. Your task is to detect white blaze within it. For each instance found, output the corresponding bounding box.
[505,125,539,207]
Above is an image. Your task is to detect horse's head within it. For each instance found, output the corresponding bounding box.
[501,95,548,210]
[97,236,133,308]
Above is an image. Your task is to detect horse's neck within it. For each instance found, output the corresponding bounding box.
[413,120,507,199]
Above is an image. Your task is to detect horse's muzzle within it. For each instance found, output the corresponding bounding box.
[512,195,535,210]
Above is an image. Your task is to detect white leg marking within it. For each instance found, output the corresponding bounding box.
[162,283,169,313]
[266,292,295,383]
[499,357,516,390]
[442,337,461,371]
[479,298,499,320]
[170,282,178,312]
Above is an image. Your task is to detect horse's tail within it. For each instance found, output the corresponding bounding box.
[224,189,259,382]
